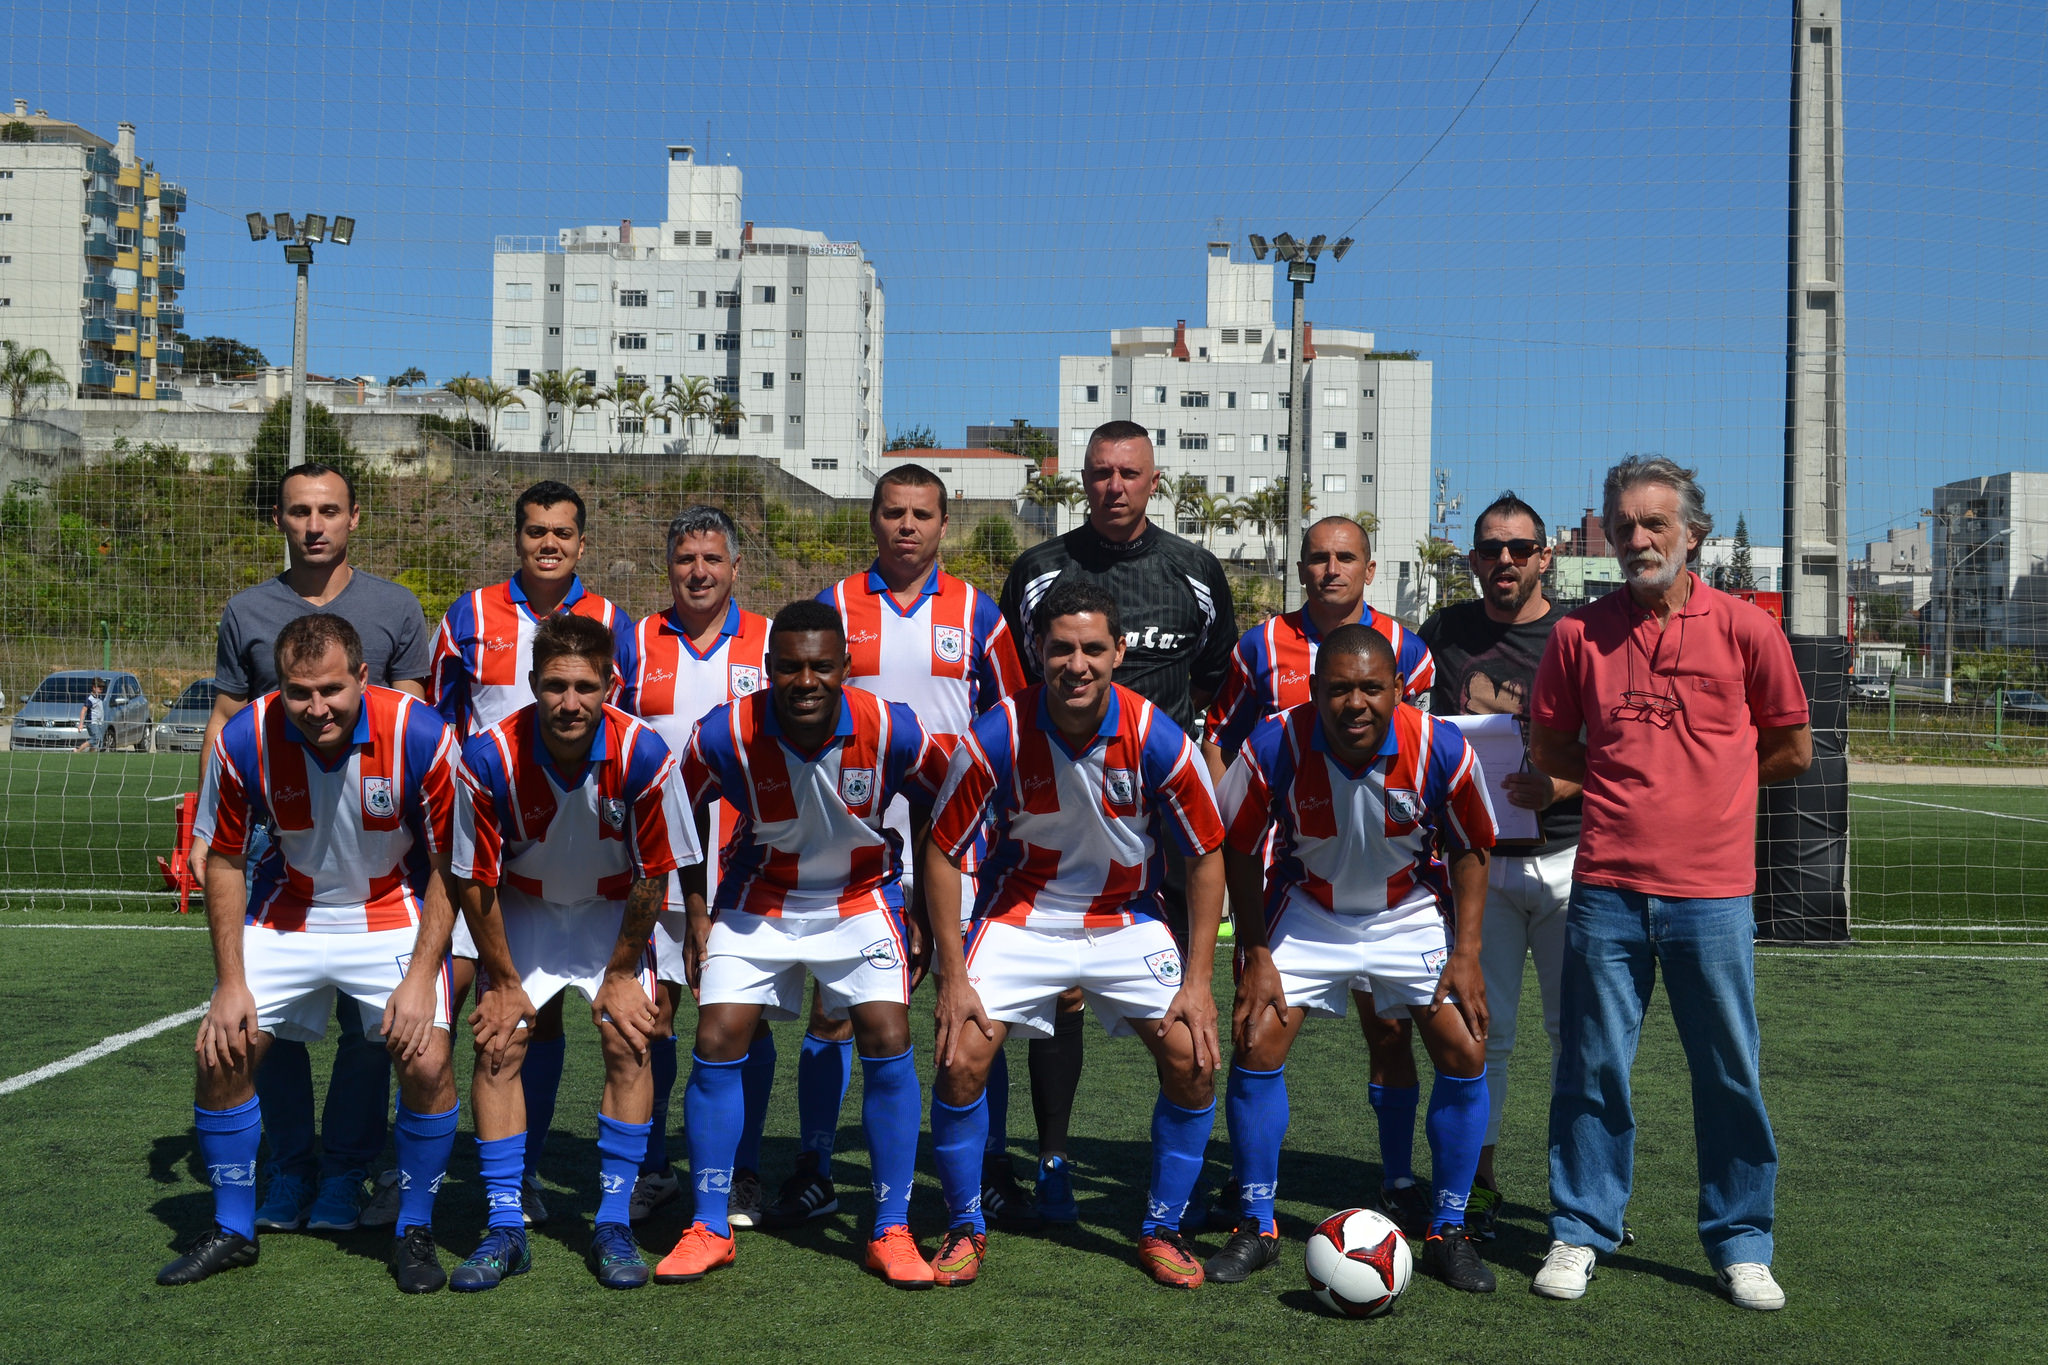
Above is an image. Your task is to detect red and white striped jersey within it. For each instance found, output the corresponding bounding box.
[819,563,1025,742]
[450,703,698,909]
[430,574,629,739]
[1218,702,1496,925]
[1205,607,1435,759]
[931,683,1227,929]
[196,686,459,933]
[682,687,951,919]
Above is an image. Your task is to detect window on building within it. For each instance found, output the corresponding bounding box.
[788,371,803,382]
[618,333,648,350]
[1322,431,1347,450]
[1251,433,1270,452]
[574,328,598,346]
[0,298,10,307]
[1223,391,1237,408]
[715,332,739,350]
[656,333,675,352]
[790,285,804,296]
[1073,384,1099,403]
[1322,473,1347,493]
[547,326,561,336]
[0,213,12,223]
[1178,433,1209,450]
[691,290,707,308]
[751,285,777,304]
[1114,384,1129,396]
[619,290,647,307]
[548,283,561,293]
[0,171,10,179]
[1277,347,1287,360]
[573,414,596,431]
[693,334,706,350]
[1198,347,1209,358]
[752,329,775,347]
[618,414,644,433]
[696,231,713,246]
[1249,391,1270,410]
[1361,388,1375,399]
[673,230,687,245]
[1221,475,1236,493]
[503,326,532,345]
[505,282,533,301]
[759,372,775,390]
[0,256,10,265]
[790,414,802,424]
[1277,435,1290,452]
[1245,328,1262,345]
[514,368,531,386]
[718,249,734,259]
[1278,392,1291,409]
[502,410,530,431]
[715,290,740,309]
[1215,434,1236,452]
[752,414,774,433]
[1070,429,1088,448]
[582,369,598,385]
[1323,388,1347,407]
[1152,428,1167,446]
[574,284,599,302]
[1220,328,1239,344]
[1361,430,1374,442]
[1249,476,1269,492]
[789,328,804,339]
[657,290,675,308]
[812,458,839,471]
[1181,390,1210,408]
[714,375,738,394]
[1148,386,1167,404]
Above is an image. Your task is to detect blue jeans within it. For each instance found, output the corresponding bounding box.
[1547,883,1776,1269]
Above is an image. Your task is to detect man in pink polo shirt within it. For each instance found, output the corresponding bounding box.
[1526,456,1811,1313]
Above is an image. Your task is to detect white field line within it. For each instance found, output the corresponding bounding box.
[0,922,204,931]
[0,888,181,897]
[1849,793,2048,825]
[1760,951,2048,963]
[0,1003,207,1096]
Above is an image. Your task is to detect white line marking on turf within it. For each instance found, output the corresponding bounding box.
[1760,951,2048,963]
[0,1004,207,1096]
[0,888,181,897]
[0,922,205,931]
[1850,793,2048,825]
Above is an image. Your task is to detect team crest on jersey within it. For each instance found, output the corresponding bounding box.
[730,664,760,696]
[840,766,875,807]
[1144,948,1184,986]
[934,625,966,663]
[1104,767,1136,806]
[363,776,396,819]
[1421,945,1448,976]
[600,797,627,831]
[861,937,901,970]
[1384,787,1422,824]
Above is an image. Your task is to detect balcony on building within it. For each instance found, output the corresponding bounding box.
[83,318,118,344]
[161,265,185,292]
[83,278,117,304]
[156,342,184,368]
[158,224,185,252]
[80,361,118,389]
[116,165,141,189]
[113,327,138,354]
[116,248,140,271]
[88,148,120,176]
[159,184,186,214]
[86,189,117,219]
[85,234,117,261]
[112,370,139,396]
[154,383,182,401]
[157,303,183,330]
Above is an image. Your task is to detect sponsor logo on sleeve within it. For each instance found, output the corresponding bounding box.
[934,625,966,663]
[840,766,875,807]
[600,797,627,831]
[363,775,396,818]
[1104,767,1136,805]
[1421,945,1448,976]
[1144,947,1184,986]
[1384,787,1422,824]
[729,664,760,696]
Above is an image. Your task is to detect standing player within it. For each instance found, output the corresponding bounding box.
[1419,492,1581,1240]
[654,601,951,1289]
[774,463,1031,1231]
[1207,625,1499,1292]
[922,581,1227,1288]
[613,506,776,1227]
[158,615,462,1293]
[446,615,699,1291]
[997,421,1237,1220]
[198,461,435,1235]
[429,479,629,1226]
[1201,515,1440,1238]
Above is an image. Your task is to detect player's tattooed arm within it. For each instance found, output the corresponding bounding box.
[592,875,665,1061]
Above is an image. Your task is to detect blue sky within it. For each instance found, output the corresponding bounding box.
[4,0,2041,549]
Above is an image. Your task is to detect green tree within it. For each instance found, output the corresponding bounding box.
[708,393,746,457]
[1725,514,1757,591]
[886,423,938,451]
[1419,534,1476,607]
[1,121,33,144]
[660,376,715,454]
[245,397,357,511]
[522,370,596,453]
[989,418,1057,472]
[1,340,67,417]
[968,515,1021,557]
[178,335,269,375]
[473,378,523,450]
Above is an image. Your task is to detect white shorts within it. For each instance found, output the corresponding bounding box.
[1264,894,1454,1020]
[477,899,657,1010]
[698,907,915,1020]
[450,913,477,961]
[962,917,1185,1041]
[238,923,452,1043]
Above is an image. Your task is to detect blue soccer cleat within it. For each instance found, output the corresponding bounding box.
[588,1222,650,1289]
[1035,1155,1080,1224]
[306,1168,367,1231]
[449,1228,531,1292]
[253,1171,315,1232]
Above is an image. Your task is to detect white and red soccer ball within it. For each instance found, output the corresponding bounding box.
[1304,1207,1412,1318]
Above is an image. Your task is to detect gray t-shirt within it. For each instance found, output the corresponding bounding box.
[214,568,433,698]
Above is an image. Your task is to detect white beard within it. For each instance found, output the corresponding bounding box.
[1624,551,1683,594]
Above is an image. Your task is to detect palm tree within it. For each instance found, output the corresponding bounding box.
[474,378,522,450]
[522,369,595,453]
[386,365,427,406]
[624,389,666,456]
[2,340,67,418]
[660,375,714,453]
[593,371,646,453]
[1170,474,1212,534]
[707,393,746,458]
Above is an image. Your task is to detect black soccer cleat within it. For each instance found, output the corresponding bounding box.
[1202,1223,1282,1284]
[156,1228,259,1285]
[1378,1180,1431,1240]
[761,1154,839,1229]
[391,1226,447,1294]
[1421,1225,1497,1294]
[981,1155,1042,1231]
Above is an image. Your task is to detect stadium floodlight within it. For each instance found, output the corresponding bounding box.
[1306,234,1327,259]
[1272,232,1299,261]
[273,212,297,242]
[302,213,327,243]
[245,212,269,242]
[1255,228,1349,613]
[1286,259,1316,284]
[282,242,314,264]
[331,216,355,246]
[1248,234,1270,261]
[1331,236,1354,261]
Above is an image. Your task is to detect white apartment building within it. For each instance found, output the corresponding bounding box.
[491,144,883,498]
[0,100,188,406]
[1928,472,2048,656]
[1058,243,1432,619]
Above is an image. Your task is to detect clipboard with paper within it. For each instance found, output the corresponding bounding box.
[1439,712,1541,842]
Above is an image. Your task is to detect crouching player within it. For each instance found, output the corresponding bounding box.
[1208,624,1500,1292]
[447,615,700,1291]
[159,614,463,1293]
[923,581,1227,1289]
[655,600,951,1289]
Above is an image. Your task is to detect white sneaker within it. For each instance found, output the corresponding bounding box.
[357,1169,403,1228]
[727,1169,764,1230]
[628,1167,682,1223]
[1532,1241,1597,1300]
[1718,1261,1785,1311]
[521,1171,551,1228]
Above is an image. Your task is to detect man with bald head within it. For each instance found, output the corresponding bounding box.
[997,419,1239,1221]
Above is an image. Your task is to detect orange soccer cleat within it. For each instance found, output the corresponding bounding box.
[652,1221,736,1284]
[864,1225,936,1289]
[930,1224,988,1287]
[1139,1229,1206,1288]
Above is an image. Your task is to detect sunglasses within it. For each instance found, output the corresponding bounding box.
[1473,538,1543,563]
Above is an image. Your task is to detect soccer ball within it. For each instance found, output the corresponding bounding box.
[1304,1207,1412,1318]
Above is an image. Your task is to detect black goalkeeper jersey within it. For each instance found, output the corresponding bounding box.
[998,521,1239,733]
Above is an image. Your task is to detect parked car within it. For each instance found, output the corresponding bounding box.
[1995,689,2048,720]
[1850,680,1891,701]
[9,670,152,751]
[153,678,219,754]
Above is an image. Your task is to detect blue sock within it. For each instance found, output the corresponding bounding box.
[254,1040,317,1180]
[643,1034,678,1174]
[521,1035,567,1179]
[1425,1068,1489,1233]
[1369,1082,1420,1187]
[1226,1064,1287,1236]
[860,1049,921,1237]
[984,1047,1010,1158]
[736,1030,777,1173]
[477,1133,526,1230]
[393,1101,460,1236]
[931,1092,989,1235]
[596,1113,653,1227]
[195,1096,263,1240]
[1143,1093,1215,1236]
[796,1032,853,1178]
[683,1053,745,1236]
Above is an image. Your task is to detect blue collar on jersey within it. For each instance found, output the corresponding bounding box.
[660,598,740,641]
[760,690,857,743]
[1035,684,1122,758]
[508,571,588,613]
[529,707,611,789]
[865,561,942,601]
[1308,704,1402,768]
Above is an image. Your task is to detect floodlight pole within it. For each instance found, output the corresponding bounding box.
[290,259,310,464]
[1284,277,1308,611]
